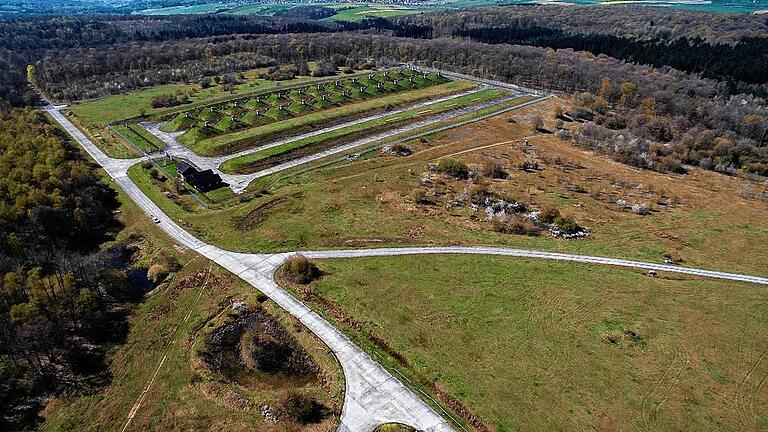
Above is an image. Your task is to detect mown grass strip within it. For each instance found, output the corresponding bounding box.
[114,123,166,153]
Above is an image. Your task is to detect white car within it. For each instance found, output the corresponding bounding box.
[150,215,161,224]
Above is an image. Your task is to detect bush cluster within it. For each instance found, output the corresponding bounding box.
[280,255,321,285]
[434,157,469,179]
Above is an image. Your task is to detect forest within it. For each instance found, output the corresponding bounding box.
[0,109,144,429]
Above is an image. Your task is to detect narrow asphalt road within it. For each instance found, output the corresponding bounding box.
[44,89,768,432]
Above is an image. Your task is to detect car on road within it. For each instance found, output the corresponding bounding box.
[150,215,161,224]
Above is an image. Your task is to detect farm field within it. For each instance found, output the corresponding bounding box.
[124,96,768,277]
[65,67,378,158]
[328,4,422,21]
[286,254,768,431]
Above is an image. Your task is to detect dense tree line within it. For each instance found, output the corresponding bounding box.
[395,5,768,43]
[453,25,768,89]
[392,7,768,92]
[0,14,343,107]
[31,32,768,177]
[0,14,341,51]
[274,5,337,20]
[0,110,143,430]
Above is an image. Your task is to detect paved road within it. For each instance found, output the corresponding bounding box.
[302,247,768,286]
[143,86,525,193]
[225,92,539,193]
[45,95,768,432]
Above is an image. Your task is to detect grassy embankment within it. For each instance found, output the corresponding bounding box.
[111,123,165,153]
[220,88,508,174]
[189,78,474,156]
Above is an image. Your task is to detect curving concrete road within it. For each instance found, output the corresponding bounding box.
[301,247,768,286]
[45,91,768,432]
[46,103,457,432]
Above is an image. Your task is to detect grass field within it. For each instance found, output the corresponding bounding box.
[328,5,422,21]
[189,79,474,156]
[172,70,453,155]
[287,254,768,431]
[138,2,226,15]
[220,88,508,173]
[66,68,381,158]
[67,68,373,127]
[121,96,768,277]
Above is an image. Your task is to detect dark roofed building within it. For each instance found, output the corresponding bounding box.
[176,161,224,192]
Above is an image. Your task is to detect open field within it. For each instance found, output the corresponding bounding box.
[45,67,768,432]
[328,5,421,21]
[39,178,343,431]
[67,68,377,127]
[220,88,507,174]
[285,254,768,431]
[123,96,768,277]
[188,78,473,157]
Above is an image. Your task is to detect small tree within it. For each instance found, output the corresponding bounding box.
[532,115,544,131]
[281,255,321,285]
[483,161,508,179]
[434,157,469,179]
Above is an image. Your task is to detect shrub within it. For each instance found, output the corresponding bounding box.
[147,264,169,284]
[388,143,412,156]
[281,392,326,424]
[492,214,540,236]
[281,255,321,285]
[434,157,469,179]
[532,115,544,131]
[554,215,581,234]
[468,183,495,205]
[539,207,561,224]
[520,160,539,172]
[411,189,433,205]
[483,161,508,179]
